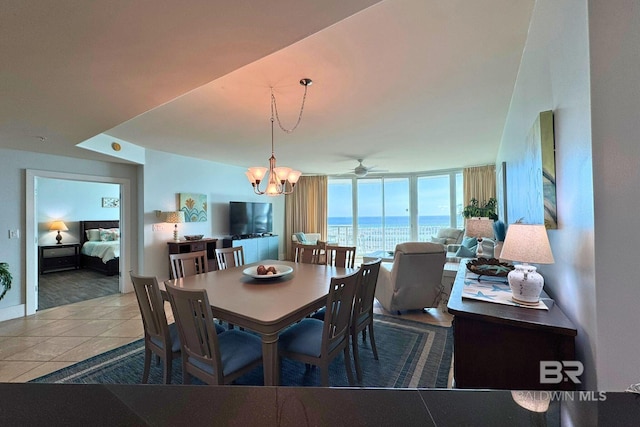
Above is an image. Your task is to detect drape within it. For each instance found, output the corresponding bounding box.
[284,176,328,260]
[463,165,496,206]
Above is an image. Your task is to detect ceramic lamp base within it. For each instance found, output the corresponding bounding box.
[507,264,544,305]
[173,225,180,242]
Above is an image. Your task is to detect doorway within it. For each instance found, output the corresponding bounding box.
[25,170,132,315]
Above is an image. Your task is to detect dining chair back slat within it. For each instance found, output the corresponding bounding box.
[351,258,383,381]
[293,242,324,264]
[169,250,208,278]
[165,284,263,385]
[325,245,356,268]
[215,246,245,270]
[279,269,360,386]
[130,271,179,384]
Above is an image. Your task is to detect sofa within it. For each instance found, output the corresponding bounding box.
[374,242,446,314]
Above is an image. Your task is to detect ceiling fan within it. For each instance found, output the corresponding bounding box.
[346,159,388,177]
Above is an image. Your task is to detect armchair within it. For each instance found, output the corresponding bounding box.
[374,242,446,314]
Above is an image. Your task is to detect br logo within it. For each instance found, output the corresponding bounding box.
[540,361,584,384]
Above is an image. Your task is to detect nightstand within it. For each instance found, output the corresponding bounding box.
[39,243,81,274]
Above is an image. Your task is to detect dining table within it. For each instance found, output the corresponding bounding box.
[161,259,355,386]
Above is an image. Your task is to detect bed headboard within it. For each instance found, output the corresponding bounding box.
[80,220,120,244]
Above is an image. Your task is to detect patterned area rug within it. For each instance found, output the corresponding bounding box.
[31,314,453,388]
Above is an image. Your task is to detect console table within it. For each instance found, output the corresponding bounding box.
[447,262,577,390]
[167,238,218,277]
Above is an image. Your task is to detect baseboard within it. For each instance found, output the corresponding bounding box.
[0,304,25,322]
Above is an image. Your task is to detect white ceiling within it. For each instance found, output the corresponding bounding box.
[1,0,535,175]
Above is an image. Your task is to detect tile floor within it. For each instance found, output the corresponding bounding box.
[0,292,453,384]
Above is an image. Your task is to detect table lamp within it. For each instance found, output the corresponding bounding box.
[499,223,554,305]
[49,221,68,244]
[164,211,185,242]
[465,217,495,258]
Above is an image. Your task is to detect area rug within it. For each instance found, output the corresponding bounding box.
[31,314,453,388]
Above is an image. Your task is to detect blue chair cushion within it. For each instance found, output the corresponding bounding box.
[278,318,323,357]
[151,322,224,353]
[188,330,262,377]
[310,308,325,321]
[150,322,181,353]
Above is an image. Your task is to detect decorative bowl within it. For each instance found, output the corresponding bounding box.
[243,264,293,279]
[466,257,515,277]
[184,235,204,241]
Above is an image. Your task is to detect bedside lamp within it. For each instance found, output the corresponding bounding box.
[49,221,69,244]
[499,223,554,305]
[465,217,495,258]
[164,211,185,242]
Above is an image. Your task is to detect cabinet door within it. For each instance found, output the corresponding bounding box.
[233,239,258,264]
[268,236,279,260]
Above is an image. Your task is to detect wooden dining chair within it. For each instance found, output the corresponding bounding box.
[350,258,382,382]
[278,269,360,386]
[293,242,325,264]
[165,284,263,385]
[169,250,208,279]
[129,271,181,384]
[215,246,245,270]
[325,245,357,268]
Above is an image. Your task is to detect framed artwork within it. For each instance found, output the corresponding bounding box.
[540,111,557,229]
[102,197,119,208]
[178,193,207,222]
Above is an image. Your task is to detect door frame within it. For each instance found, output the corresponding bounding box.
[25,169,132,315]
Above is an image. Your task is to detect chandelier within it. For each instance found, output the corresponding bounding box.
[246,78,312,196]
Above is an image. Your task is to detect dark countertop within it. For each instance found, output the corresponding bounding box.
[1,383,638,426]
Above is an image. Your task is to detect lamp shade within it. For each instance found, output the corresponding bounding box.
[163,211,185,224]
[49,221,68,231]
[500,223,554,264]
[465,217,495,239]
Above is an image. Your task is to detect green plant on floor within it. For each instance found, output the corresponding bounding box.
[462,198,498,221]
[0,262,12,301]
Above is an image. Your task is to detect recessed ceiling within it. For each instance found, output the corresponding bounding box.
[1,0,535,174]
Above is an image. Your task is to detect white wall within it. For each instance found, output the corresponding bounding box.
[589,0,640,391]
[498,0,640,391]
[37,178,120,245]
[140,149,285,279]
[0,147,139,311]
[497,0,597,388]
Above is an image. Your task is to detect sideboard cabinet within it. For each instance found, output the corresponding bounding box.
[167,238,218,277]
[222,235,279,264]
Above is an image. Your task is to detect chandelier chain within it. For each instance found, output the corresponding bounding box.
[270,84,309,134]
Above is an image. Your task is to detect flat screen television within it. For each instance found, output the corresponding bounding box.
[229,201,273,237]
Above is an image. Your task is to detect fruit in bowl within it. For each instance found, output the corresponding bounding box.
[256,265,277,275]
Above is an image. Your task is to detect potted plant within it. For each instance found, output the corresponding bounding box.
[462,198,498,221]
[0,262,12,301]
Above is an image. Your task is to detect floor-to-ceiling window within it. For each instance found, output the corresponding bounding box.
[328,170,462,255]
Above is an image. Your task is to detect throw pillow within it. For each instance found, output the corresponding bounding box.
[99,228,115,242]
[455,245,476,258]
[294,232,307,243]
[461,236,478,249]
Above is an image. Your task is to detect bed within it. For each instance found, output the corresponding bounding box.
[79,220,120,276]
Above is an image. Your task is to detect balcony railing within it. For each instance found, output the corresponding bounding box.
[327,225,448,255]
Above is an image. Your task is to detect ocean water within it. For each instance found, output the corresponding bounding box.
[328,215,452,227]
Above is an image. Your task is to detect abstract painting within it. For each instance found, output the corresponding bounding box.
[539,111,557,229]
[178,193,207,222]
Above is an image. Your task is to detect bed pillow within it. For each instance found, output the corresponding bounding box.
[85,229,101,242]
[109,228,120,240]
[99,228,116,242]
